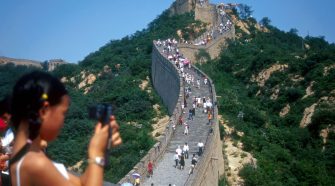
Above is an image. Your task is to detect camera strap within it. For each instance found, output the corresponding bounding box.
[9,143,31,166]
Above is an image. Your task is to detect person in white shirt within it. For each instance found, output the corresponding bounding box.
[183,143,189,159]
[197,142,204,156]
[176,145,182,156]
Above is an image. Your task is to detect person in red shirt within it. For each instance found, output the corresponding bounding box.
[0,95,12,186]
[147,161,153,178]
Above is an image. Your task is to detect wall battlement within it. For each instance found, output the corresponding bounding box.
[118,43,185,185]
[178,25,235,62]
[169,0,196,16]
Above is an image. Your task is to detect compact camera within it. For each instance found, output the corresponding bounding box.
[88,103,113,125]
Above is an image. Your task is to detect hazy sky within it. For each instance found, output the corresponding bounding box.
[0,0,334,63]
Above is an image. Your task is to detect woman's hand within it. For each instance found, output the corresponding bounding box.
[88,116,122,158]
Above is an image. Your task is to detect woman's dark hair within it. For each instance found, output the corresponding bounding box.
[0,95,11,116]
[11,71,68,140]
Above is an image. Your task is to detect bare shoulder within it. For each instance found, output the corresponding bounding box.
[23,152,71,186]
[23,152,53,174]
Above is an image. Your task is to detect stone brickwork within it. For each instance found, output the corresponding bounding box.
[0,56,42,68]
[169,0,196,16]
[151,45,182,115]
[118,43,185,185]
[184,65,224,186]
[47,59,68,71]
[119,40,225,186]
[195,3,218,25]
[178,25,235,62]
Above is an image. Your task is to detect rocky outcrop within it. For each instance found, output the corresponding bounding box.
[220,117,257,186]
[270,85,280,100]
[324,64,335,76]
[300,94,335,128]
[290,74,304,82]
[151,116,170,139]
[302,81,315,99]
[150,104,171,138]
[279,104,290,117]
[251,64,288,87]
[300,103,318,128]
[139,76,150,91]
[78,71,97,94]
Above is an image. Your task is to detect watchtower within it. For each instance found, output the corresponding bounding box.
[169,0,196,16]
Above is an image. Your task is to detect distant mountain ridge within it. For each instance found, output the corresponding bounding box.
[0,56,70,71]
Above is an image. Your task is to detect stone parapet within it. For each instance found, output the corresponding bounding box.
[183,65,224,186]
[178,25,235,62]
[118,42,185,185]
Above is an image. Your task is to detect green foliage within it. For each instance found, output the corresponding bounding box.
[309,104,335,137]
[52,63,81,78]
[48,10,199,183]
[0,64,40,98]
[0,9,199,183]
[195,49,211,63]
[238,4,253,20]
[2,4,334,185]
[259,17,271,27]
[284,87,304,102]
[219,124,226,140]
[198,15,335,185]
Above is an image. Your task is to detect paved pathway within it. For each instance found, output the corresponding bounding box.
[143,59,213,186]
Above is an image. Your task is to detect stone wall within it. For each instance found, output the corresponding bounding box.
[151,45,182,115]
[0,56,42,68]
[178,25,235,62]
[184,65,225,186]
[47,59,68,71]
[119,41,225,185]
[118,43,185,184]
[195,3,218,25]
[169,0,196,16]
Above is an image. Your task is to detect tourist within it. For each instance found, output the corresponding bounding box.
[9,71,122,186]
[179,153,185,170]
[183,143,189,159]
[184,122,189,135]
[0,95,13,186]
[189,154,198,175]
[174,152,179,168]
[197,141,204,156]
[147,160,153,178]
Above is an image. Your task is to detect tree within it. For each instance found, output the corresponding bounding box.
[238,4,253,20]
[195,49,211,63]
[259,17,271,27]
[289,28,299,35]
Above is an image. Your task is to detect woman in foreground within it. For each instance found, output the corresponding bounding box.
[9,71,122,186]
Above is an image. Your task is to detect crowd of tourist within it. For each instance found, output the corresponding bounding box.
[146,1,232,184]
[155,36,215,179]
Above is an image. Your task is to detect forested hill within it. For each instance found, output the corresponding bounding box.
[198,9,335,185]
[0,11,207,182]
[1,3,334,185]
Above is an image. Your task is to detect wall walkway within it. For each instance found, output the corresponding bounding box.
[142,43,223,185]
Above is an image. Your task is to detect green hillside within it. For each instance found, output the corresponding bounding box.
[200,10,335,186]
[1,4,334,185]
[0,11,206,182]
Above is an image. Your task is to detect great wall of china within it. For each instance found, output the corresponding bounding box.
[119,1,234,185]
